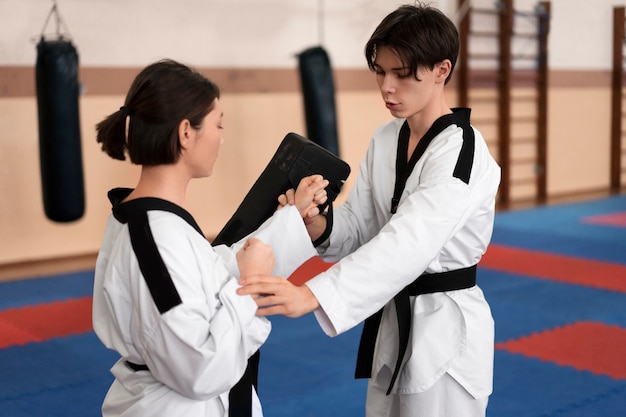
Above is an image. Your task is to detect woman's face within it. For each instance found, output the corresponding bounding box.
[186,98,224,178]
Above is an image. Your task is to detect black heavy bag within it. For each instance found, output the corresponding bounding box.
[213,132,350,246]
[36,38,85,222]
[298,46,340,156]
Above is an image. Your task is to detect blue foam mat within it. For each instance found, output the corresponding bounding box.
[1,195,625,416]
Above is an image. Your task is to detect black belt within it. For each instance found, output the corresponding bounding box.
[354,264,477,395]
[126,352,260,417]
[228,350,260,417]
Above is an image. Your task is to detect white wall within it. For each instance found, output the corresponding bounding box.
[458,0,625,70]
[4,0,621,70]
[2,0,464,69]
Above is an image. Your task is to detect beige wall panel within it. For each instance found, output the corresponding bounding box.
[0,96,140,264]
[0,73,619,267]
[510,96,537,119]
[0,89,395,265]
[510,163,536,181]
[511,142,537,160]
[510,183,537,201]
[547,88,611,195]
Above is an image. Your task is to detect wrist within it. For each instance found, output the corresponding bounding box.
[300,284,320,313]
[311,204,333,247]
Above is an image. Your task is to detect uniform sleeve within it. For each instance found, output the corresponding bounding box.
[318,137,379,261]
[307,133,475,337]
[213,205,317,278]
[131,214,271,401]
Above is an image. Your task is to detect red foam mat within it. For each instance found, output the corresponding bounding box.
[496,321,626,380]
[582,211,626,227]
[288,246,626,295]
[0,297,93,349]
[481,244,626,293]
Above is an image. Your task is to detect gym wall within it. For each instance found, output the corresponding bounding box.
[0,0,618,267]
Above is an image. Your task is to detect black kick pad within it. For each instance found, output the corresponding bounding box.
[212,132,350,246]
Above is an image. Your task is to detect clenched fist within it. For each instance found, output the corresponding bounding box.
[236,238,275,278]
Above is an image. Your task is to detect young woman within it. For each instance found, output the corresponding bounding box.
[238,4,501,417]
[92,59,328,417]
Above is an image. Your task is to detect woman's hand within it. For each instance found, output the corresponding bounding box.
[236,238,275,278]
[237,275,320,318]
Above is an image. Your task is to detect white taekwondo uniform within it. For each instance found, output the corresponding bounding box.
[93,188,316,417]
[305,109,501,416]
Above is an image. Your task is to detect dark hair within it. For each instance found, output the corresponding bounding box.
[365,3,459,85]
[96,59,220,165]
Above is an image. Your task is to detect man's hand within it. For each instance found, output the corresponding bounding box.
[277,175,329,219]
[237,275,320,318]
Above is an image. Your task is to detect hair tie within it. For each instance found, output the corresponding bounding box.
[119,106,131,117]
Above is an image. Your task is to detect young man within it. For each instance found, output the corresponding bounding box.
[238,4,501,416]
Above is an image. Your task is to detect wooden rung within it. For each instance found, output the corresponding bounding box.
[469,96,498,104]
[511,116,537,123]
[470,53,499,60]
[513,73,539,82]
[469,30,499,38]
[512,32,539,39]
[511,94,537,101]
[471,7,501,16]
[471,73,499,81]
[510,177,537,185]
[511,157,536,165]
[511,136,537,144]
[512,54,538,61]
[513,9,542,18]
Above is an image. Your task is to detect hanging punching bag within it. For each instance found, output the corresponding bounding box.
[297,46,340,157]
[35,37,85,222]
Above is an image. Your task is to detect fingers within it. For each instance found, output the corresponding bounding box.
[237,275,319,318]
[305,206,320,218]
[241,238,254,251]
[299,175,328,193]
[277,189,296,209]
[237,239,275,277]
[237,276,288,306]
[293,175,329,218]
[312,188,328,206]
[241,237,264,251]
[302,174,323,185]
[309,176,329,193]
[286,189,296,205]
[238,274,280,289]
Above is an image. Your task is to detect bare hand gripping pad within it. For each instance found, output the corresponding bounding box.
[212,132,350,246]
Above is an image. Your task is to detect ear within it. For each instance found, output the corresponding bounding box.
[178,119,193,150]
[436,60,452,83]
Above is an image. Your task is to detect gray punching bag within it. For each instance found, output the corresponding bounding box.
[298,46,340,157]
[35,37,85,222]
